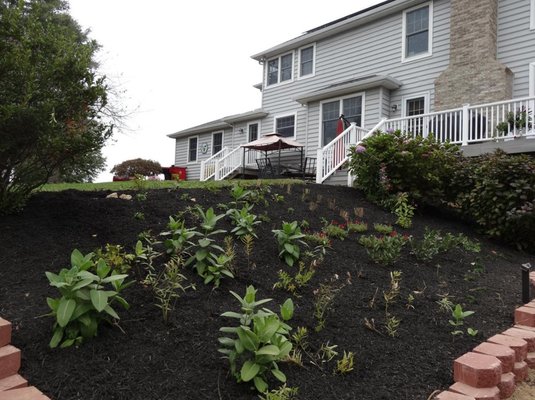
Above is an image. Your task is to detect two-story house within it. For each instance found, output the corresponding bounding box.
[168,0,535,183]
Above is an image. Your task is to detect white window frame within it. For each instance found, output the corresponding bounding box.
[530,62,535,97]
[297,43,316,79]
[265,51,294,87]
[318,92,366,148]
[187,135,199,163]
[401,92,430,117]
[273,112,297,139]
[531,0,535,30]
[401,1,433,63]
[211,131,223,156]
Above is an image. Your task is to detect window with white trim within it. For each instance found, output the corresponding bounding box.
[299,44,315,78]
[248,123,258,142]
[212,132,223,155]
[266,53,293,86]
[402,2,433,61]
[321,95,363,146]
[275,114,296,138]
[188,136,198,162]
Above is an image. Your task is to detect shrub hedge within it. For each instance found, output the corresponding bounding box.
[349,131,535,250]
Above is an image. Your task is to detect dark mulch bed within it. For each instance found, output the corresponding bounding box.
[0,183,532,400]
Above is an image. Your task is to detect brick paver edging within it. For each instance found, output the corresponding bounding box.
[3,296,535,400]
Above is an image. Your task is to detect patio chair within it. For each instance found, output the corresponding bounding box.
[256,157,276,178]
[302,157,316,180]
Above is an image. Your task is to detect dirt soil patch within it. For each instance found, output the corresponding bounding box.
[0,183,532,399]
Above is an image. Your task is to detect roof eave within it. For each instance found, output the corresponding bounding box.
[251,0,419,61]
[293,75,402,104]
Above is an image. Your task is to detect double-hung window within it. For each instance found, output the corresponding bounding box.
[267,53,293,86]
[321,96,363,146]
[402,93,429,136]
[275,114,296,138]
[188,136,198,163]
[212,132,223,155]
[299,45,315,78]
[402,2,433,61]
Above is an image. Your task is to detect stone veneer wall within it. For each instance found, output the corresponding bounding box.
[434,0,513,111]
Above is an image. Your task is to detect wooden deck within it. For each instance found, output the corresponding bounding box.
[461,136,535,157]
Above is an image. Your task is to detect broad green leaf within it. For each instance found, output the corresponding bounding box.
[70,249,84,267]
[253,376,268,393]
[218,337,235,346]
[237,327,259,352]
[96,259,111,279]
[199,238,211,248]
[72,279,94,291]
[221,270,234,278]
[47,297,59,311]
[234,338,244,354]
[80,318,98,337]
[75,289,90,301]
[219,326,238,333]
[45,271,61,284]
[284,243,294,253]
[258,317,279,342]
[271,368,286,382]
[256,345,280,356]
[90,290,109,312]
[280,298,294,321]
[240,360,260,382]
[113,295,130,309]
[72,303,93,320]
[78,270,98,281]
[60,338,75,348]
[278,340,292,358]
[220,311,243,319]
[57,298,76,327]
[284,254,294,267]
[101,274,128,283]
[104,304,120,319]
[49,327,64,348]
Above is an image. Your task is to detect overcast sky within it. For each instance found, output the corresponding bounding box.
[67,0,384,181]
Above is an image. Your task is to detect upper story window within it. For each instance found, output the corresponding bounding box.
[212,132,223,155]
[267,53,293,86]
[402,2,433,62]
[275,114,296,138]
[188,136,198,163]
[299,44,315,78]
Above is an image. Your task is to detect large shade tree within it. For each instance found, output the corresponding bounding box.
[0,0,113,212]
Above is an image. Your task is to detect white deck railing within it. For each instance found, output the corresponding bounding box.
[315,123,369,183]
[215,146,244,180]
[200,147,228,181]
[316,96,535,186]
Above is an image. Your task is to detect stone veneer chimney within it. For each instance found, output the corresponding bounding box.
[434,0,513,110]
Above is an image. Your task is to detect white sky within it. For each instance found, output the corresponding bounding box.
[67,0,384,181]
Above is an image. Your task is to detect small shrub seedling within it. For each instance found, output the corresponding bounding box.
[45,249,131,348]
[358,232,408,265]
[334,351,355,374]
[373,223,393,234]
[347,220,368,233]
[218,286,294,393]
[229,204,261,239]
[393,192,415,229]
[449,304,475,336]
[273,221,307,267]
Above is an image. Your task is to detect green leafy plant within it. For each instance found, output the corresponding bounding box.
[95,244,134,274]
[229,204,261,239]
[273,193,285,203]
[230,184,254,207]
[385,316,401,338]
[133,211,145,220]
[358,232,408,265]
[186,207,233,286]
[373,223,393,234]
[334,351,355,374]
[449,304,475,336]
[313,275,350,332]
[45,249,131,348]
[347,220,368,233]
[410,228,480,261]
[393,192,415,229]
[273,261,316,294]
[383,271,402,313]
[218,286,294,393]
[152,256,194,323]
[160,216,197,255]
[241,234,255,269]
[322,220,348,240]
[436,296,455,313]
[258,385,299,400]
[273,221,307,267]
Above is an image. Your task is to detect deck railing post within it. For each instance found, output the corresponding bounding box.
[462,104,470,146]
[200,161,206,181]
[316,147,323,184]
[214,160,220,181]
[349,122,357,144]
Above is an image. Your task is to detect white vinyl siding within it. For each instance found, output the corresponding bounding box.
[498,0,535,98]
[402,2,433,62]
[530,62,535,97]
[298,44,315,78]
[531,0,535,30]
